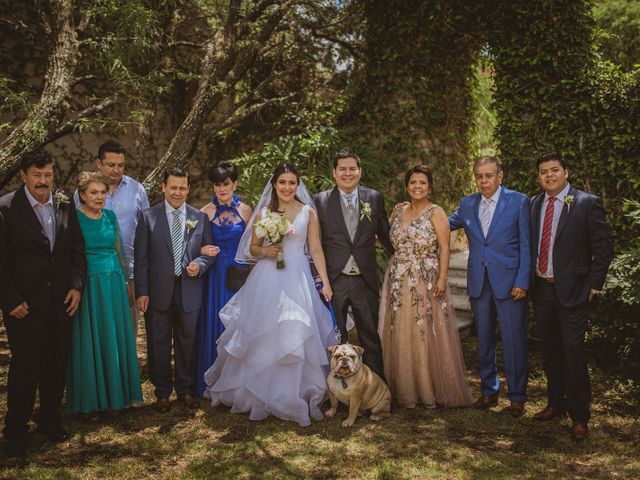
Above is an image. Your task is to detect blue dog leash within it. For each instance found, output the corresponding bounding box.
[315,278,342,343]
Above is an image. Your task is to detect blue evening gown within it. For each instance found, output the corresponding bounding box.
[195,195,247,396]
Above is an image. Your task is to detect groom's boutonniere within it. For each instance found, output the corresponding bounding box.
[360,200,372,221]
[564,195,575,212]
[54,190,70,208]
[185,219,198,232]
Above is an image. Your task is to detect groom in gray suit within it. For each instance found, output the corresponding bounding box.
[134,167,214,412]
[314,148,393,380]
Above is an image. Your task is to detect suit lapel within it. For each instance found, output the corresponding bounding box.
[52,191,70,253]
[15,187,50,242]
[554,186,576,242]
[353,188,365,242]
[157,203,173,254]
[471,193,484,238]
[330,188,353,245]
[485,187,507,239]
[182,205,198,257]
[530,193,544,258]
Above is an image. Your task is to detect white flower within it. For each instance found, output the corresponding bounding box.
[255,225,267,238]
[564,195,575,212]
[54,190,70,208]
[360,201,372,221]
[185,219,198,231]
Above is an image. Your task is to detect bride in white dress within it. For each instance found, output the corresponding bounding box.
[203,163,337,426]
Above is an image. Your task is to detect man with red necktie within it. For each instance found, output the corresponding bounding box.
[530,152,613,442]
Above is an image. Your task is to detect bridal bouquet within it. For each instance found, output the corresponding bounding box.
[255,209,293,269]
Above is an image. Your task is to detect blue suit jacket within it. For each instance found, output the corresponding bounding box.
[134,202,214,312]
[449,186,531,299]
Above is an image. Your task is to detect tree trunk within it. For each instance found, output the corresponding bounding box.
[0,0,79,178]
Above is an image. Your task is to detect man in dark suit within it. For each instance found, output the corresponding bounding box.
[134,167,214,413]
[314,148,393,380]
[530,152,613,441]
[449,156,531,417]
[0,150,86,457]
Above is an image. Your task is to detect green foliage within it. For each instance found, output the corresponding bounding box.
[486,0,640,363]
[341,0,484,211]
[606,199,640,305]
[231,126,341,207]
[593,0,640,71]
[470,63,498,158]
[587,199,640,366]
[487,0,640,247]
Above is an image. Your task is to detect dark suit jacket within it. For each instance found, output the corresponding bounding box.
[449,186,531,299]
[0,186,86,329]
[530,186,613,308]
[314,186,393,293]
[134,201,214,313]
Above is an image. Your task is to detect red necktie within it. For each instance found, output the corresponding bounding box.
[538,196,556,275]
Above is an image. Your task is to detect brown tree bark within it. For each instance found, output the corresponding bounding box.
[0,0,79,180]
[142,1,293,198]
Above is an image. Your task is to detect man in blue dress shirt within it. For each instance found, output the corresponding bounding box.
[74,140,149,334]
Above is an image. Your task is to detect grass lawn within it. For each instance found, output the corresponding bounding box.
[0,322,639,479]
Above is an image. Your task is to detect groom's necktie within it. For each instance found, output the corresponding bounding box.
[171,209,183,276]
[538,196,556,275]
[344,193,355,215]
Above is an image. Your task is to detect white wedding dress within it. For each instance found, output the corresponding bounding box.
[203,205,337,426]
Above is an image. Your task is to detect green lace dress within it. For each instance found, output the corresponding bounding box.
[66,209,142,413]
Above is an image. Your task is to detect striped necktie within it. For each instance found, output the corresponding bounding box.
[537,196,556,275]
[171,209,183,276]
[480,198,492,236]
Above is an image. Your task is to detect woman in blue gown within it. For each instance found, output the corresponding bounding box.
[195,162,253,396]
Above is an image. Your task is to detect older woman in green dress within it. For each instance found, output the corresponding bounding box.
[66,172,142,420]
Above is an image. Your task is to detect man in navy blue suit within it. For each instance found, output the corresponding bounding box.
[530,152,613,441]
[449,156,531,417]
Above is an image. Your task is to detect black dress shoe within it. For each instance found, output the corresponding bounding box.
[155,398,171,413]
[179,394,198,410]
[5,438,29,457]
[35,424,70,442]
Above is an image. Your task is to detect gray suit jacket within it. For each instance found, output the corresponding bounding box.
[134,202,214,312]
[314,186,393,293]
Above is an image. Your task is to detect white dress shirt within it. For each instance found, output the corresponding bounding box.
[25,187,56,249]
[536,182,571,277]
[165,200,187,234]
[479,186,502,237]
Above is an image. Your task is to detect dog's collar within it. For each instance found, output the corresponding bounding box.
[333,363,362,389]
[334,375,349,389]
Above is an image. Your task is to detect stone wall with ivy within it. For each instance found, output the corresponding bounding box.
[339,0,486,210]
[487,0,640,248]
[487,0,640,365]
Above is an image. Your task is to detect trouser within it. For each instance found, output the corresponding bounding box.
[533,277,591,422]
[469,273,528,403]
[331,273,385,381]
[145,277,199,399]
[3,317,71,441]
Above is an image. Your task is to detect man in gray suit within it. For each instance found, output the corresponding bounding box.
[134,167,214,412]
[314,148,393,380]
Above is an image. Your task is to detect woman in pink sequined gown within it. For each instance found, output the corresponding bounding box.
[379,165,472,408]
